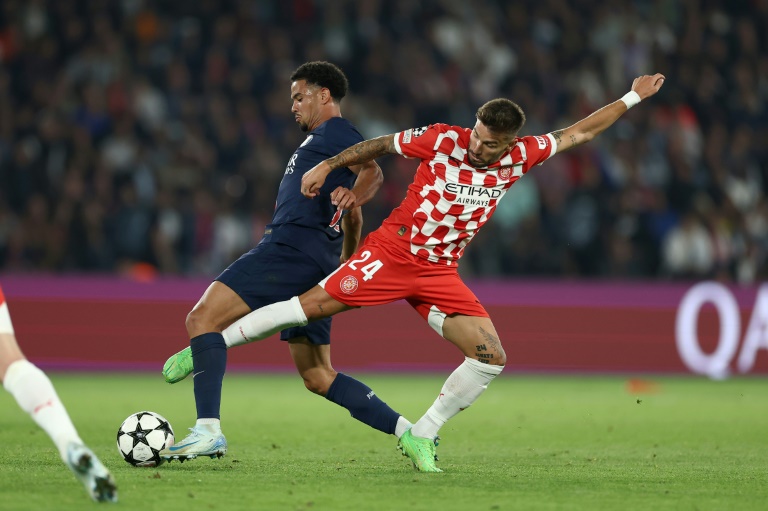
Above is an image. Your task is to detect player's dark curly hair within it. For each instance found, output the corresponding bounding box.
[476,99,526,136]
[290,61,349,102]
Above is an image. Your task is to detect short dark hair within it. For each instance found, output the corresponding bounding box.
[290,61,349,102]
[476,99,526,136]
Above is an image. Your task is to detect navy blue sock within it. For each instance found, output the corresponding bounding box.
[191,332,228,420]
[325,373,400,435]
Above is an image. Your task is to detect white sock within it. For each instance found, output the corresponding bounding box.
[195,418,221,432]
[3,360,83,461]
[222,296,308,348]
[410,357,504,439]
[394,416,412,438]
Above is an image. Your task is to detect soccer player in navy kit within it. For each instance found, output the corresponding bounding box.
[160,62,411,461]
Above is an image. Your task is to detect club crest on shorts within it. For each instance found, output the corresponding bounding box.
[340,275,359,294]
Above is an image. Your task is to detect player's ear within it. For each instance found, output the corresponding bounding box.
[321,87,331,104]
[506,135,517,151]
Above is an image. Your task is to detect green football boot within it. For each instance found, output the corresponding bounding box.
[162,346,194,383]
[397,429,443,473]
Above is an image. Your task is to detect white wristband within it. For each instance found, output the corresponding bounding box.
[620,91,642,109]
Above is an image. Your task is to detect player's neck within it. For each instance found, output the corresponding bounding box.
[308,110,342,132]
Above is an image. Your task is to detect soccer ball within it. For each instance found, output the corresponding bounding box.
[116,411,175,467]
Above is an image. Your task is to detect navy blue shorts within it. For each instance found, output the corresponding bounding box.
[215,242,333,345]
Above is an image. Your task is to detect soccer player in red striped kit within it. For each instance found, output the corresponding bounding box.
[212,74,665,472]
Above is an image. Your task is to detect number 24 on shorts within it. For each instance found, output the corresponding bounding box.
[347,250,383,281]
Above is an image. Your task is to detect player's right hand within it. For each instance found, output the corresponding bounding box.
[301,161,332,198]
[631,73,665,100]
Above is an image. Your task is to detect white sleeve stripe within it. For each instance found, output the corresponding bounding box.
[546,133,558,157]
[393,132,404,155]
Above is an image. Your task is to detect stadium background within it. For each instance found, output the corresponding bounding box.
[0,0,766,376]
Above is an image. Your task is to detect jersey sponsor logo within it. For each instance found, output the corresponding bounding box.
[285,153,298,174]
[299,134,314,147]
[535,136,547,149]
[445,183,502,198]
[340,275,359,294]
[445,182,502,207]
[402,129,412,144]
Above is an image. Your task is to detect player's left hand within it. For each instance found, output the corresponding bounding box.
[331,187,358,210]
[301,162,331,198]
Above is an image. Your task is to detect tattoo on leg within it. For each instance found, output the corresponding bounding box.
[475,343,492,361]
[475,327,503,364]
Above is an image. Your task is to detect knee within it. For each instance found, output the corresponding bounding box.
[185,307,216,336]
[472,340,506,366]
[300,368,337,396]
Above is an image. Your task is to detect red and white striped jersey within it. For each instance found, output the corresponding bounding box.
[378,123,556,265]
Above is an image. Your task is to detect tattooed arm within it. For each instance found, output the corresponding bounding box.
[301,135,396,198]
[549,74,665,154]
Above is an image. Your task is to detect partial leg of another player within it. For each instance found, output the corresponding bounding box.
[398,313,506,473]
[288,338,412,438]
[0,307,117,502]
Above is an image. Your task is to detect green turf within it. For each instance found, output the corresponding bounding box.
[1,373,766,510]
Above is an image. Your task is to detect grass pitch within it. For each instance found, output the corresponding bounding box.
[1,373,766,511]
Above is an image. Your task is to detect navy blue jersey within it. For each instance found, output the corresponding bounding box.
[260,117,362,274]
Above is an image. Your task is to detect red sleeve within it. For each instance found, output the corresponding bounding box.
[394,124,450,160]
[518,134,557,170]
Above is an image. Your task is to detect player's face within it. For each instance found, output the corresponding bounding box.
[290,80,322,132]
[467,121,515,167]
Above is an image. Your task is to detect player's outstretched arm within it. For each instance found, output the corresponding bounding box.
[550,73,665,154]
[302,134,397,198]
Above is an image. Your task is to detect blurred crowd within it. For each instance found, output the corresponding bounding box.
[0,0,766,282]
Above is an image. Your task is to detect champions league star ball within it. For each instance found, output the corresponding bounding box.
[116,411,175,467]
